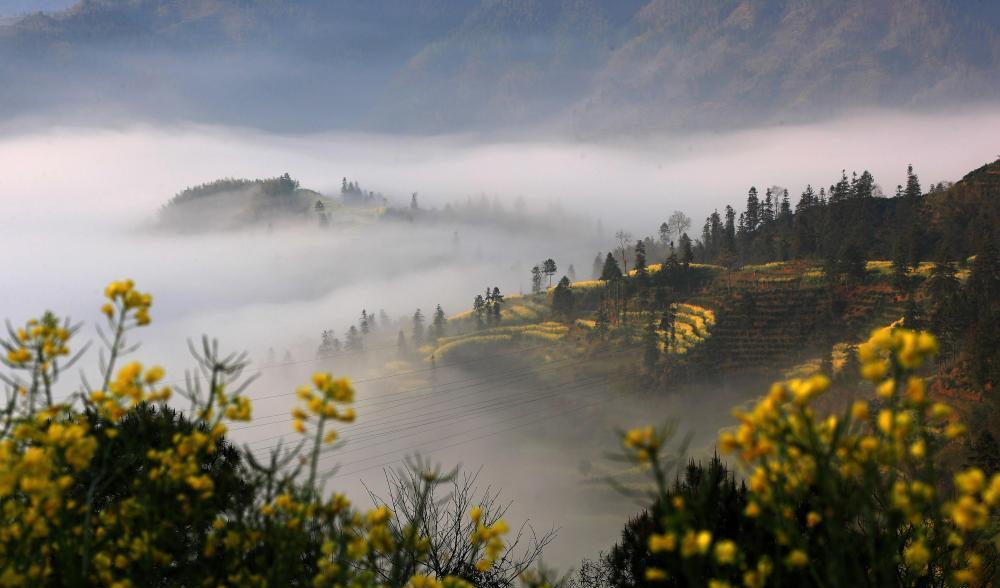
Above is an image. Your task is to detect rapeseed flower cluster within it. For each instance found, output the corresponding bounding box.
[470,506,509,572]
[628,327,1000,587]
[0,280,508,588]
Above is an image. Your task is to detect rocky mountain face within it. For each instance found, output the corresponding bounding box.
[2,0,998,134]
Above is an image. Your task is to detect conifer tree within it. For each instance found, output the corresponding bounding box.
[600,253,622,281]
[551,276,574,320]
[761,190,775,226]
[723,206,737,255]
[592,253,604,280]
[904,164,922,199]
[472,295,486,330]
[488,287,504,325]
[542,259,557,287]
[432,305,446,341]
[345,325,363,352]
[779,190,791,221]
[531,266,543,294]
[634,241,648,279]
[412,309,425,346]
[679,233,694,267]
[744,187,760,233]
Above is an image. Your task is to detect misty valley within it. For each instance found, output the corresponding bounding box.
[2,1,1000,587]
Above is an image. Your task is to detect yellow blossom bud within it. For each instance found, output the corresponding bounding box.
[904,377,926,404]
[930,403,953,420]
[648,533,676,553]
[786,549,808,568]
[955,469,986,494]
[861,361,888,382]
[644,568,667,582]
[945,423,966,440]
[876,379,896,399]
[877,410,893,434]
[695,530,712,554]
[904,540,930,572]
[714,540,737,564]
[851,401,869,421]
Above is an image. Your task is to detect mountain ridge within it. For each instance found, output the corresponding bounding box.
[2,0,998,135]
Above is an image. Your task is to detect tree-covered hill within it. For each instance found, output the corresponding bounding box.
[158,174,333,231]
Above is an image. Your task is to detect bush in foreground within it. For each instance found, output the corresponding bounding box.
[621,327,1000,587]
[0,281,520,587]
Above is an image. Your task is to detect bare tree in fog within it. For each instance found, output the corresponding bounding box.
[614,231,632,275]
[368,465,556,588]
[666,211,691,245]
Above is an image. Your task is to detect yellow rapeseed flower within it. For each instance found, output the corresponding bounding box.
[714,540,737,564]
[786,549,808,568]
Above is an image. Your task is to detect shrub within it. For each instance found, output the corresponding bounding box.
[0,280,517,587]
[622,327,1000,587]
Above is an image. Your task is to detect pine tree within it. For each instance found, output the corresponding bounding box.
[779,190,791,221]
[542,259,557,287]
[904,164,922,199]
[723,206,737,255]
[679,233,694,266]
[567,264,576,282]
[488,287,504,325]
[530,265,543,294]
[744,187,760,233]
[796,185,815,213]
[359,310,369,335]
[397,330,407,354]
[345,325,363,352]
[412,309,425,346]
[634,241,648,278]
[592,253,604,280]
[551,276,574,320]
[600,253,622,281]
[432,305,446,341]
[856,170,875,199]
[473,294,486,329]
[761,190,775,226]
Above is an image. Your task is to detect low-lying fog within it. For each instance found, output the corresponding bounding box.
[1,108,998,567]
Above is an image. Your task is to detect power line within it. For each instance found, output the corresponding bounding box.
[245,371,609,455]
[296,372,630,474]
[233,345,640,439]
[248,342,561,401]
[326,383,622,481]
[233,353,583,433]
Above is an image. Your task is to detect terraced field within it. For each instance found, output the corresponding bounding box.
[428,321,569,360]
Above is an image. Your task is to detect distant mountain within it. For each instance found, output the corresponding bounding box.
[2,0,998,135]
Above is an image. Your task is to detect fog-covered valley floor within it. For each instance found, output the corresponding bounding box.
[1,111,998,567]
